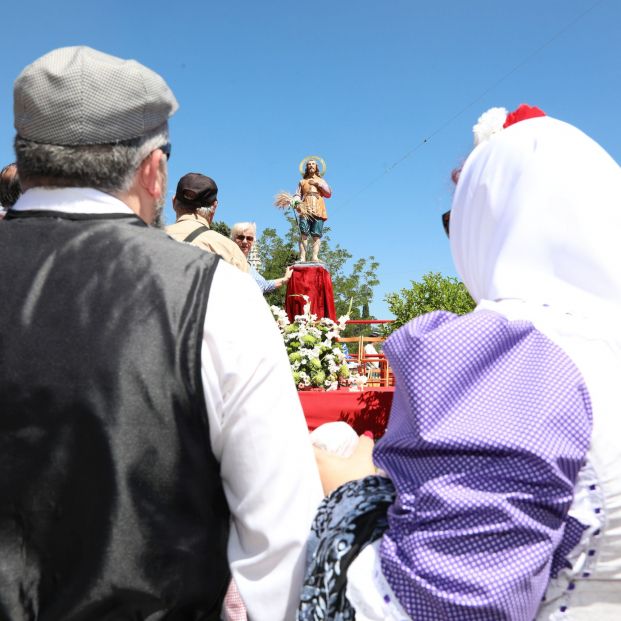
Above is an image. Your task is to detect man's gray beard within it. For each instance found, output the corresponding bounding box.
[151,166,167,229]
[152,200,165,229]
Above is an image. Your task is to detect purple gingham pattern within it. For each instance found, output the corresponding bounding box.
[374,310,592,620]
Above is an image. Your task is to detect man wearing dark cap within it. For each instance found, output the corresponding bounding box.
[0,46,321,621]
[166,172,248,273]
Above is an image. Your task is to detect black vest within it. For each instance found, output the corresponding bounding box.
[0,210,230,620]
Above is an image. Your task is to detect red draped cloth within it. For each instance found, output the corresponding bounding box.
[298,387,394,438]
[285,265,336,322]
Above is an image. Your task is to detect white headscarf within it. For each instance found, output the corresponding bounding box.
[450,116,621,323]
[450,116,621,606]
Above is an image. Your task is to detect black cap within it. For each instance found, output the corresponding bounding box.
[175,173,218,209]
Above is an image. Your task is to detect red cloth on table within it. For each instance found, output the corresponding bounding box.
[298,387,394,438]
[285,265,336,322]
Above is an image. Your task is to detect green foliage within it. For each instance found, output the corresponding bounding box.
[258,214,380,336]
[210,220,231,237]
[384,271,475,334]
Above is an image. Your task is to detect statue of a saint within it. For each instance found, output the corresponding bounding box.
[294,158,331,262]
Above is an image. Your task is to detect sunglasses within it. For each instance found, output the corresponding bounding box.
[441,210,451,238]
[158,142,172,160]
[236,235,254,242]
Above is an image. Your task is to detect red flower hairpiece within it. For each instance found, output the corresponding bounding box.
[503,104,546,129]
[473,104,547,145]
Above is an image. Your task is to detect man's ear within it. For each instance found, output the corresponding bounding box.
[139,149,165,199]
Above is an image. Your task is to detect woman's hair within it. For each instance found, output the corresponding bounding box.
[230,222,257,240]
[14,124,168,194]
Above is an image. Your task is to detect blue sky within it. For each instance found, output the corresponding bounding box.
[1,0,619,318]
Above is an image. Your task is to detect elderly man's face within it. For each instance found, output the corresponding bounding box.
[234,228,255,257]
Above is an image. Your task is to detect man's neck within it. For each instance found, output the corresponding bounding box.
[175,206,212,224]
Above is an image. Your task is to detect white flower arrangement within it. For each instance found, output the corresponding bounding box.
[350,372,369,391]
[271,296,359,391]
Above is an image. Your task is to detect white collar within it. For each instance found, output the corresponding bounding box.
[12,187,134,215]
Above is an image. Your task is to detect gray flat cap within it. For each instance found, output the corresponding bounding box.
[14,46,179,145]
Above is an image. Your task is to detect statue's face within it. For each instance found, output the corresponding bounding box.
[306,160,317,175]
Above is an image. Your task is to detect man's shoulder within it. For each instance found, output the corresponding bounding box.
[200,229,235,245]
[199,230,246,255]
[194,231,250,273]
[165,217,205,240]
[164,217,248,273]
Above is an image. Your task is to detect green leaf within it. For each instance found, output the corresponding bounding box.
[384,271,475,335]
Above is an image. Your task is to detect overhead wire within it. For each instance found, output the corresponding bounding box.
[339,0,605,208]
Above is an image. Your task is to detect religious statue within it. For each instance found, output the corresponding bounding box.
[274,155,331,263]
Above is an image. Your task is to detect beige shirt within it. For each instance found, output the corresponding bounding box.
[166,213,249,273]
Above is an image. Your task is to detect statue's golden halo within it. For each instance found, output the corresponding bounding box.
[299,155,326,176]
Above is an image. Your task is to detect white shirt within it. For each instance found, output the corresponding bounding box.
[13,188,323,620]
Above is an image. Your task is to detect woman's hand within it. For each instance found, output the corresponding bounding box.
[278,267,293,288]
[314,434,376,496]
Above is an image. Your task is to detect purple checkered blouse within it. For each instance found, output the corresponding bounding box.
[373,309,592,620]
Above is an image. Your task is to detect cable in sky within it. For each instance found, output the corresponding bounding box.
[340,0,604,208]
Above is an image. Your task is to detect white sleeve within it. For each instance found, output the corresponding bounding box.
[201,261,323,621]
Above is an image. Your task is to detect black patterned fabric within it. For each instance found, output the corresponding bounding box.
[297,475,396,621]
